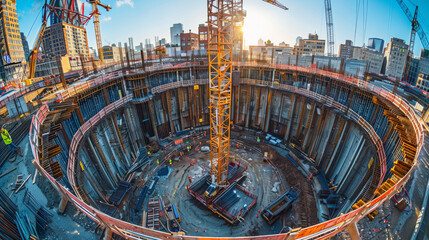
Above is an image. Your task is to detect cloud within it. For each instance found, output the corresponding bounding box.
[102,16,112,22]
[116,0,134,8]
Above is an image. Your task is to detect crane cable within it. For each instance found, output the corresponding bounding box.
[27,7,43,49]
[362,0,369,45]
[353,0,361,45]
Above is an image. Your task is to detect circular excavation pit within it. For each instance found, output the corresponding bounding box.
[125,131,319,237]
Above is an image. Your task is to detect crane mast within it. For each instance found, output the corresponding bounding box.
[207,0,234,187]
[324,0,334,56]
[207,0,287,189]
[394,0,429,88]
[88,0,111,61]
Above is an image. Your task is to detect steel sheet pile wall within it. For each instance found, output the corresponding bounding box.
[28,63,423,240]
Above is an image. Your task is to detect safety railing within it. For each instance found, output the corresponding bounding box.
[151,79,208,94]
[0,77,61,109]
[55,71,124,102]
[248,79,388,186]
[28,63,423,240]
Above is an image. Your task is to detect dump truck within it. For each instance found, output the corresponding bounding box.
[261,187,301,224]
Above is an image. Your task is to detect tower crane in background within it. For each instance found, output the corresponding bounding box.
[394,0,429,92]
[87,0,111,61]
[324,0,335,56]
[25,0,90,85]
[26,2,51,85]
[262,0,288,10]
[206,0,287,195]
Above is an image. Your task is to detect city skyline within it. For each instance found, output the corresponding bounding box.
[16,0,429,55]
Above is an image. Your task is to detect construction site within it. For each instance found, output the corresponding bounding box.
[0,0,429,239]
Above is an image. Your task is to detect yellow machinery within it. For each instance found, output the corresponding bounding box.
[88,0,111,61]
[206,0,287,193]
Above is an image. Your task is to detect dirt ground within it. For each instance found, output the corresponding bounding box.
[154,139,286,237]
[119,132,320,237]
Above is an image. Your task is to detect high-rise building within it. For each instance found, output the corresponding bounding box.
[416,73,429,92]
[418,49,429,76]
[353,47,383,73]
[295,36,302,46]
[339,40,357,59]
[250,43,293,60]
[180,30,198,52]
[0,0,26,64]
[89,47,97,59]
[128,37,134,51]
[198,24,208,50]
[154,36,159,47]
[102,46,125,62]
[50,0,81,26]
[145,39,153,51]
[42,22,90,57]
[20,32,30,60]
[293,34,325,56]
[170,23,183,46]
[368,38,384,53]
[258,38,264,46]
[407,57,420,85]
[383,37,408,80]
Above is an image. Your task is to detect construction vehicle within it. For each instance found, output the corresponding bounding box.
[87,0,112,61]
[261,187,301,225]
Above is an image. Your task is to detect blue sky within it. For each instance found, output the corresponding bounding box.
[17,0,429,56]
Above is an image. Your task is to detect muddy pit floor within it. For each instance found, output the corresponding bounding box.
[148,137,319,237]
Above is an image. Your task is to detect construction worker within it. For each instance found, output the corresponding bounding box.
[1,126,22,156]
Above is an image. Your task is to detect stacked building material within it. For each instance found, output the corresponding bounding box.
[0,188,21,239]
[23,190,53,233]
[15,211,39,240]
[108,180,131,206]
[146,197,160,229]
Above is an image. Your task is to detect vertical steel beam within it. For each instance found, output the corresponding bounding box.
[165,90,175,133]
[254,87,261,127]
[103,87,110,105]
[302,102,316,146]
[177,88,185,129]
[148,100,159,141]
[295,98,307,138]
[284,93,296,141]
[111,114,128,164]
[187,87,194,128]
[264,88,273,132]
[245,85,251,128]
[309,106,326,157]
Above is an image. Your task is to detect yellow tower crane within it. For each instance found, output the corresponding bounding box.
[206,0,287,196]
[87,0,111,62]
